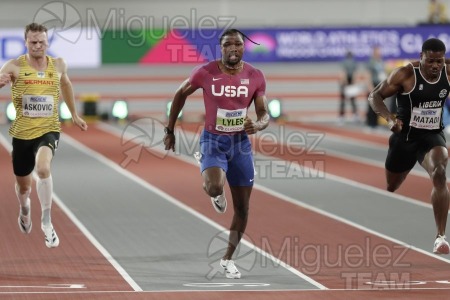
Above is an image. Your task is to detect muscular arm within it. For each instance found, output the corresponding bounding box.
[0,59,19,88]
[56,58,87,131]
[368,65,410,131]
[164,79,198,151]
[244,95,269,134]
[166,79,198,131]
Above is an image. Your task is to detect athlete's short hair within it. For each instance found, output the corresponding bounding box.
[422,38,446,53]
[24,23,48,40]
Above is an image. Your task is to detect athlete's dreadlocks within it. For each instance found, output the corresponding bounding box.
[219,29,260,45]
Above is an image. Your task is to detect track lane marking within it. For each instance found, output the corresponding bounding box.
[96,122,450,264]
[0,132,142,292]
[61,129,327,290]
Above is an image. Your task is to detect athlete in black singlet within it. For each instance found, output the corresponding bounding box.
[368,38,450,254]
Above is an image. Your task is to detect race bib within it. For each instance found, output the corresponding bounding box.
[409,107,442,130]
[22,95,54,117]
[215,108,247,132]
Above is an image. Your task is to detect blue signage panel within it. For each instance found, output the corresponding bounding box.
[181,25,450,62]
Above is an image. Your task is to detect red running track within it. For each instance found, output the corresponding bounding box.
[0,121,449,299]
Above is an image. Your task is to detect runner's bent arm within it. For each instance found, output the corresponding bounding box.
[166,79,198,132]
[164,79,198,151]
[244,95,269,135]
[368,66,409,131]
[56,58,87,131]
[0,60,18,88]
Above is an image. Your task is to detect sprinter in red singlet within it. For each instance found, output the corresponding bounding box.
[164,29,269,278]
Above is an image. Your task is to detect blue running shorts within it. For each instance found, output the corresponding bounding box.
[199,130,255,186]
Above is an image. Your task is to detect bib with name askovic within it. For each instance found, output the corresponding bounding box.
[22,95,54,117]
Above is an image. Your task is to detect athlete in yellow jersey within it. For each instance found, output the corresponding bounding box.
[0,23,87,248]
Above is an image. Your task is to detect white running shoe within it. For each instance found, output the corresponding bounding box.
[211,192,227,213]
[18,207,32,234]
[41,224,60,248]
[220,259,241,279]
[433,235,449,254]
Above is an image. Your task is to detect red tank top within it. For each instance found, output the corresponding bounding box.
[189,60,266,135]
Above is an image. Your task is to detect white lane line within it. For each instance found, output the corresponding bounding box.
[262,124,433,207]
[0,132,142,292]
[93,123,327,290]
[0,284,85,289]
[255,183,450,265]
[284,124,431,179]
[97,122,450,265]
[51,191,142,291]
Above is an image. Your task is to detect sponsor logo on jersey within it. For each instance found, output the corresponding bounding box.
[225,111,244,118]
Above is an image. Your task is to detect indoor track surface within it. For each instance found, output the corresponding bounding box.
[0,63,449,299]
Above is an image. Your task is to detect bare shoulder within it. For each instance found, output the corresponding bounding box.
[0,58,20,72]
[53,57,68,73]
[388,62,416,93]
[0,59,20,81]
[389,62,414,83]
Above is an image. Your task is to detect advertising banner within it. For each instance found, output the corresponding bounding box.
[101,25,450,64]
[0,28,101,68]
[237,26,450,62]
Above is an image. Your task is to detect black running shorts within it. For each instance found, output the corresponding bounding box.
[385,131,446,173]
[11,132,60,176]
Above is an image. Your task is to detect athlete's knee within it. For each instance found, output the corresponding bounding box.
[16,183,31,194]
[203,182,223,198]
[15,175,32,192]
[431,164,447,188]
[386,170,408,192]
[234,206,249,220]
[386,184,397,193]
[386,178,400,192]
[233,202,249,219]
[35,165,51,179]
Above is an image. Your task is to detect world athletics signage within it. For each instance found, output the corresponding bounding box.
[239,25,450,62]
[4,25,442,65]
[101,25,450,64]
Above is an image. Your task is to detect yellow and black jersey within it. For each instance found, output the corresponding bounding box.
[9,55,61,140]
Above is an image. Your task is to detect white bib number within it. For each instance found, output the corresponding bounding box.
[409,107,441,130]
[215,108,247,132]
[22,95,54,117]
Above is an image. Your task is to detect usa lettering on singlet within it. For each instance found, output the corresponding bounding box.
[9,55,61,140]
[396,63,450,136]
[189,61,266,135]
